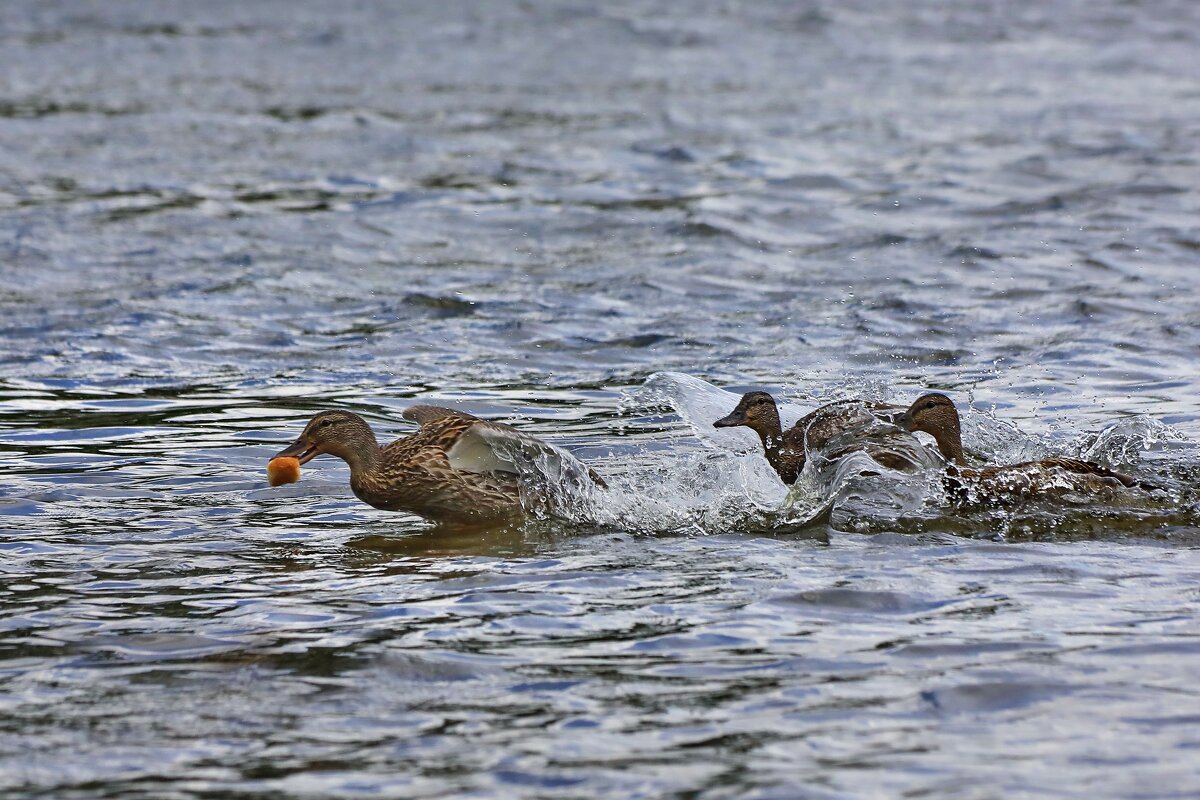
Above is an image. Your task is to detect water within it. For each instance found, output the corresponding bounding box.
[2,1,1200,796]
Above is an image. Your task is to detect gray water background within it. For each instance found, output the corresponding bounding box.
[1,1,1199,797]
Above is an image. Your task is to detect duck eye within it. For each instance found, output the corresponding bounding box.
[318,418,334,428]
[924,401,936,409]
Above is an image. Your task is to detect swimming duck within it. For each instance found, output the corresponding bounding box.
[713,392,806,483]
[899,393,1151,501]
[272,406,605,525]
[713,391,932,483]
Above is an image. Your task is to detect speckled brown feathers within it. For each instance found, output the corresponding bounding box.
[899,392,1153,502]
[353,411,523,523]
[943,457,1145,503]
[273,406,603,525]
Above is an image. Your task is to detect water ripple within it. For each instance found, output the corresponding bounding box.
[2,1,1200,797]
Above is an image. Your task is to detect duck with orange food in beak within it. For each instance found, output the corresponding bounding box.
[267,406,605,525]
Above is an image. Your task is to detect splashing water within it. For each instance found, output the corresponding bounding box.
[501,438,606,522]
[590,373,1199,538]
[622,371,810,450]
[1078,415,1190,465]
[604,372,943,532]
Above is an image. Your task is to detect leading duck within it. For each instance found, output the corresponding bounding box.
[271,405,606,525]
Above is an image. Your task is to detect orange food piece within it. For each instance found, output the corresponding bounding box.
[267,456,302,487]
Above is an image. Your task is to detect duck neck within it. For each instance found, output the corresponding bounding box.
[329,428,382,478]
[752,408,787,464]
[933,427,967,466]
[347,443,382,478]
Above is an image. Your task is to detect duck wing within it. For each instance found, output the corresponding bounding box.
[403,404,480,426]
[447,419,604,486]
[948,457,1155,502]
[396,406,485,462]
[403,404,605,491]
[866,401,906,425]
[796,401,869,451]
[796,402,938,474]
[1032,457,1138,486]
[787,400,905,445]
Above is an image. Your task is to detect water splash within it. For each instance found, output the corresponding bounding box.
[1078,415,1190,465]
[601,373,1197,538]
[607,372,944,533]
[782,409,946,527]
[951,403,1050,464]
[622,371,810,451]
[585,448,788,534]
[596,372,799,531]
[480,434,606,521]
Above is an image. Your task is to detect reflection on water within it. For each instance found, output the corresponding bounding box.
[2,1,1200,797]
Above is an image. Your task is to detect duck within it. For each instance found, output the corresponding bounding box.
[272,406,605,525]
[713,391,933,483]
[898,392,1154,501]
[713,392,806,483]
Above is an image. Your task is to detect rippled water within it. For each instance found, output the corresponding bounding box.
[2,2,1200,797]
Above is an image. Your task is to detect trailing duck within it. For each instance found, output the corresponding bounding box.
[713,391,934,483]
[899,393,1158,502]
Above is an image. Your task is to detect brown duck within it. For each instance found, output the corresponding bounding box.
[713,391,930,483]
[273,406,605,525]
[899,393,1153,501]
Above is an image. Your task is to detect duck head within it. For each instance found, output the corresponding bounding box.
[713,391,783,442]
[274,410,380,472]
[898,393,966,465]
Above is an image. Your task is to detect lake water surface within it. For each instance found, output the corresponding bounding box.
[2,2,1199,797]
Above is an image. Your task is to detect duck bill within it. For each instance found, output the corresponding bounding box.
[713,412,746,428]
[895,411,915,432]
[273,437,320,464]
